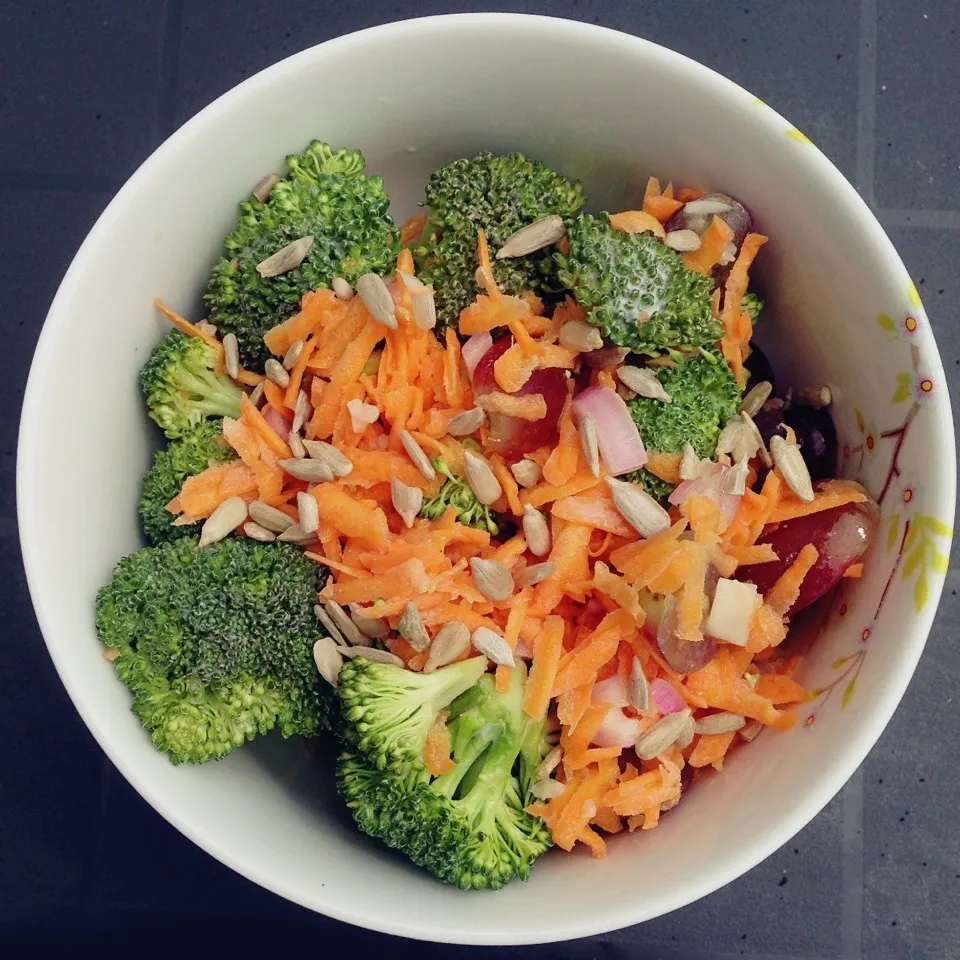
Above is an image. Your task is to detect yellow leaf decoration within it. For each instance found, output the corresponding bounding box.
[907,281,922,310]
[899,513,952,613]
[841,676,857,709]
[885,514,900,551]
[786,128,813,145]
[876,313,897,334]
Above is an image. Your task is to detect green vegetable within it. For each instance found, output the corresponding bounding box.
[741,292,763,323]
[626,349,742,498]
[337,660,552,889]
[556,214,721,354]
[205,140,400,370]
[140,330,244,439]
[96,537,333,763]
[420,458,499,534]
[139,421,236,545]
[415,151,585,330]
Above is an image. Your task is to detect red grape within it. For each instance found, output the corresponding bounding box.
[472,337,568,460]
[737,492,879,615]
[656,596,718,674]
[665,192,753,248]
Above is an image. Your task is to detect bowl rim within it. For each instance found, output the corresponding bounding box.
[17,12,956,945]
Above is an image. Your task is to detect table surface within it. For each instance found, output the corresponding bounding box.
[3,2,958,958]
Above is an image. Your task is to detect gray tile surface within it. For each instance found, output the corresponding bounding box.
[2,1,958,957]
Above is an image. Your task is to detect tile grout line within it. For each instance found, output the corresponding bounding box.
[840,767,865,960]
[154,0,185,140]
[855,0,879,206]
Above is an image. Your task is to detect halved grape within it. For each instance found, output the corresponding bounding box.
[665,192,753,249]
[656,596,717,674]
[737,491,879,615]
[472,336,568,460]
[744,344,777,392]
[753,402,838,481]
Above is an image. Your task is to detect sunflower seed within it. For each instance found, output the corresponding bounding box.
[338,645,404,667]
[302,439,353,477]
[243,521,276,542]
[248,381,265,407]
[103,646,121,662]
[313,636,343,687]
[577,415,601,478]
[522,505,551,557]
[510,459,542,488]
[740,411,772,466]
[297,491,319,534]
[739,720,764,742]
[584,346,631,369]
[249,500,296,532]
[675,712,696,749]
[356,273,397,329]
[495,215,566,259]
[515,562,556,589]
[398,271,426,293]
[256,236,314,278]
[280,339,303,371]
[469,557,514,602]
[198,497,247,548]
[797,384,832,408]
[694,712,746,735]
[331,276,354,301]
[683,198,733,215]
[475,266,492,289]
[635,710,692,760]
[606,477,671,537]
[398,602,431,652]
[627,658,649,712]
[679,442,701,481]
[391,478,423,529]
[558,319,604,353]
[534,745,563,781]
[288,429,306,459]
[291,390,311,435]
[222,332,240,379]
[314,604,345,644]
[447,407,485,437]
[398,429,435,481]
[738,380,773,418]
[277,523,315,543]
[617,365,672,403]
[412,289,437,330]
[664,229,702,252]
[265,358,290,388]
[196,319,217,336]
[530,778,566,801]
[326,601,364,647]
[463,451,501,505]
[471,626,515,666]
[349,604,390,641]
[423,621,471,672]
[722,456,750,496]
[279,457,334,483]
[770,435,815,502]
[252,172,280,202]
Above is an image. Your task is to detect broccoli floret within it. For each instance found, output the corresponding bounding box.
[140,330,244,439]
[415,152,585,329]
[337,662,552,889]
[139,421,236,545]
[96,538,332,763]
[420,459,499,534]
[205,141,400,370]
[338,654,488,770]
[557,214,722,354]
[626,349,742,498]
[742,292,763,323]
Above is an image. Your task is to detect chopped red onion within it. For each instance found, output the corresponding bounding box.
[591,675,630,708]
[572,385,648,475]
[263,406,291,441]
[669,461,740,527]
[462,333,493,381]
[591,704,643,748]
[650,677,687,714]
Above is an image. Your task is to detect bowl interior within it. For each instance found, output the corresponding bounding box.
[18,14,954,945]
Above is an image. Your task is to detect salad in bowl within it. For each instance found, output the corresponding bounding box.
[96,140,878,891]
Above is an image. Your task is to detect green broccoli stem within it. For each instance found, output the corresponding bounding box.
[176,367,243,419]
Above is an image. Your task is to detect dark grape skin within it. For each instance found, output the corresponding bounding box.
[657,596,718,673]
[744,344,777,393]
[737,494,879,615]
[754,402,839,482]
[665,192,753,249]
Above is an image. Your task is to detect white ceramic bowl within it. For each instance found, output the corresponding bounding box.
[18,13,955,945]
